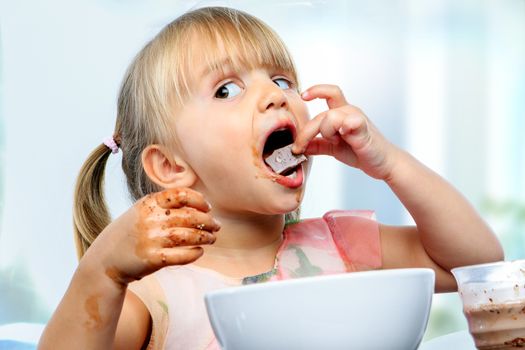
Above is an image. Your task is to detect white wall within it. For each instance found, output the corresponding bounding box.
[0,0,524,339]
[0,0,408,317]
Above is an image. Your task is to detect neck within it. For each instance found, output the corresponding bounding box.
[205,210,285,255]
[194,210,285,276]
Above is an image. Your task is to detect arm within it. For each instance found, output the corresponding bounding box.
[114,291,152,350]
[38,262,150,349]
[293,85,504,291]
[38,188,219,349]
[380,224,462,292]
[380,148,503,291]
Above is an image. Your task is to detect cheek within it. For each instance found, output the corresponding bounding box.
[297,109,310,129]
[303,157,313,179]
[176,111,236,153]
[288,96,310,129]
[183,122,250,172]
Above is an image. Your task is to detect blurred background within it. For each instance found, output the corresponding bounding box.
[0,0,524,344]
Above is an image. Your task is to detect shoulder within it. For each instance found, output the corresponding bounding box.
[114,289,152,350]
[285,210,378,242]
[284,210,382,271]
[128,271,169,308]
[323,210,382,271]
[126,271,172,350]
[322,210,377,234]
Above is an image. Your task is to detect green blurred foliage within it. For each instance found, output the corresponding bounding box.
[423,293,467,342]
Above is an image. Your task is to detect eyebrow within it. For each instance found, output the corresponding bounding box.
[196,56,295,85]
[198,57,237,81]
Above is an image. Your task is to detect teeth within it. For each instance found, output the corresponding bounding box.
[286,170,297,179]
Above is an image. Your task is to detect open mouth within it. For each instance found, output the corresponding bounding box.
[262,127,300,177]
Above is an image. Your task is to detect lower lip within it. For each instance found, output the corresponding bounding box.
[275,165,304,189]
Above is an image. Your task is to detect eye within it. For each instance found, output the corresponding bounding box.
[215,82,242,99]
[273,78,291,90]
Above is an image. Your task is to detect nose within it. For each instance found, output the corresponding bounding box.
[257,81,288,113]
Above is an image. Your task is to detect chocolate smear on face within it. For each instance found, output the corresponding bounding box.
[296,188,304,204]
[252,143,275,180]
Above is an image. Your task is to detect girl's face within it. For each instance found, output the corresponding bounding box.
[173,56,310,217]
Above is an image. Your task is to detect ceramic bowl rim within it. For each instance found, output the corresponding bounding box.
[205,267,435,300]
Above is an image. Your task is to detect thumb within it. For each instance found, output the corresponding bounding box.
[303,138,337,156]
[304,137,358,167]
[157,247,204,266]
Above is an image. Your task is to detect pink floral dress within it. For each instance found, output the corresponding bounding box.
[128,210,382,350]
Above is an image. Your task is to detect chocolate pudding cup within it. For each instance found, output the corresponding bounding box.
[452,260,525,349]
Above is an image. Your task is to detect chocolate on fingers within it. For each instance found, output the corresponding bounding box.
[155,187,211,212]
[163,228,217,248]
[163,207,221,232]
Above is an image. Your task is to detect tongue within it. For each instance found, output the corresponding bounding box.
[281,166,297,177]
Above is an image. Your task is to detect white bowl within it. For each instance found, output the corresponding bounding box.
[205,268,435,350]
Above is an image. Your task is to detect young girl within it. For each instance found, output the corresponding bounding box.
[38,6,503,350]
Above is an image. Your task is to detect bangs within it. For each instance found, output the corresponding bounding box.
[167,7,299,105]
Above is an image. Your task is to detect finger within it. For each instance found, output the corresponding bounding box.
[303,138,336,156]
[318,110,345,142]
[301,84,348,109]
[338,112,372,151]
[292,111,327,154]
[155,188,211,212]
[163,227,217,247]
[155,246,204,266]
[304,138,358,164]
[163,207,221,232]
[339,108,367,137]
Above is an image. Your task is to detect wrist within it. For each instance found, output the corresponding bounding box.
[382,147,418,188]
[76,255,129,294]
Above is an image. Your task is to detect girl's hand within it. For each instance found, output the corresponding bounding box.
[292,84,396,180]
[84,187,220,287]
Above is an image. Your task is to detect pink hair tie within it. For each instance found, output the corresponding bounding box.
[103,137,119,154]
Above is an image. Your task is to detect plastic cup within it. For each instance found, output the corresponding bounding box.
[452,260,525,349]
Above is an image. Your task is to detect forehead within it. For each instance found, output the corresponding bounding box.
[182,21,298,87]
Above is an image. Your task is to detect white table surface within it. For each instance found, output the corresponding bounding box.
[0,322,478,349]
[419,330,476,350]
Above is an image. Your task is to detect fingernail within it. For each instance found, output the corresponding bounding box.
[301,91,309,99]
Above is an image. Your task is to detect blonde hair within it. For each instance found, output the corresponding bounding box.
[73,7,300,258]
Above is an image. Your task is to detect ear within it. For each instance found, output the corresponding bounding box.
[141,144,197,189]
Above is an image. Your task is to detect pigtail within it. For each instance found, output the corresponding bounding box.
[73,143,112,259]
[70,7,302,258]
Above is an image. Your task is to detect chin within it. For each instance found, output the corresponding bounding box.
[271,192,303,215]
